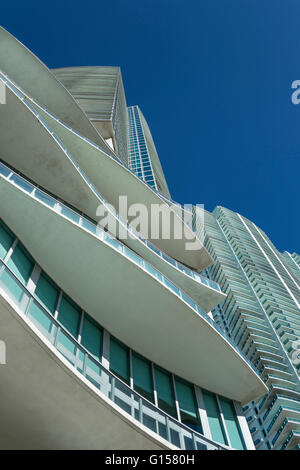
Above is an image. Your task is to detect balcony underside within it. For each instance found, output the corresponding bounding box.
[0,87,223,312]
[0,67,212,271]
[0,27,113,156]
[33,103,213,271]
[0,293,174,450]
[0,176,267,404]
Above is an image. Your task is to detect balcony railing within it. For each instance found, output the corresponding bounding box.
[0,259,229,450]
[0,72,221,295]
[0,160,259,376]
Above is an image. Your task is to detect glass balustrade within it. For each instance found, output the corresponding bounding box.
[0,258,227,451]
[0,72,222,294]
[0,160,260,376]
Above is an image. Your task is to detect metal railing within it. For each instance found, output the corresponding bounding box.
[0,160,258,376]
[0,259,228,450]
[0,72,222,295]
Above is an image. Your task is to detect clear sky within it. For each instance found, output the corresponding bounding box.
[1,0,299,253]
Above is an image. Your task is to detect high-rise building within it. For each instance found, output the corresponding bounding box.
[127,105,171,198]
[0,27,270,450]
[52,66,129,166]
[202,207,300,450]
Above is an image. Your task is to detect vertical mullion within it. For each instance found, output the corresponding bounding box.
[54,290,62,321]
[51,290,62,340]
[233,401,255,450]
[171,375,181,422]
[216,394,231,447]
[26,264,41,295]
[151,363,158,407]
[151,362,159,435]
[3,237,18,264]
[194,386,212,440]
[102,329,110,369]
[129,349,135,418]
[77,310,84,343]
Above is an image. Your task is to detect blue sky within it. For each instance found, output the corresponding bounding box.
[1,0,299,253]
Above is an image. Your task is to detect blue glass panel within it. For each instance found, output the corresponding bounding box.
[0,221,14,260]
[175,377,202,433]
[7,243,34,284]
[34,273,59,314]
[154,366,177,418]
[219,396,245,449]
[81,314,103,361]
[132,353,154,403]
[202,390,227,445]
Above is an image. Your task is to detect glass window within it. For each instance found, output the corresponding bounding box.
[0,220,14,260]
[81,314,103,362]
[110,337,130,384]
[0,266,29,308]
[0,163,11,178]
[154,366,177,418]
[132,352,154,403]
[57,294,81,338]
[34,189,56,208]
[60,206,80,224]
[218,396,245,449]
[10,173,32,194]
[34,272,59,314]
[7,242,34,284]
[202,390,228,445]
[29,301,54,335]
[175,377,202,433]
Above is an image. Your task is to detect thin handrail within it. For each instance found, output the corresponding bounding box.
[0,258,228,450]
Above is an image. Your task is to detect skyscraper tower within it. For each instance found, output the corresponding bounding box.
[203,207,300,450]
[0,27,267,450]
[127,105,171,197]
[52,66,129,165]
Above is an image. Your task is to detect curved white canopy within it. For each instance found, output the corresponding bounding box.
[0,86,221,311]
[0,27,113,155]
[0,175,268,403]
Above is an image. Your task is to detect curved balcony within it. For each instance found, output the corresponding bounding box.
[281,430,300,450]
[0,26,114,156]
[37,104,212,270]
[271,417,300,449]
[0,162,267,404]
[0,75,223,312]
[0,67,212,271]
[0,259,229,450]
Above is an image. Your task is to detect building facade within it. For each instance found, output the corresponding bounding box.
[127,105,171,198]
[0,26,277,450]
[52,66,129,166]
[202,207,300,450]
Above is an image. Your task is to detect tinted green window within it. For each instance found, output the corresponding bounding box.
[81,314,103,362]
[7,243,34,284]
[110,337,130,384]
[219,397,245,449]
[0,267,27,304]
[132,353,154,402]
[175,378,202,433]
[57,294,81,338]
[202,390,227,445]
[29,301,53,334]
[34,273,59,314]
[0,221,14,260]
[154,366,177,418]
